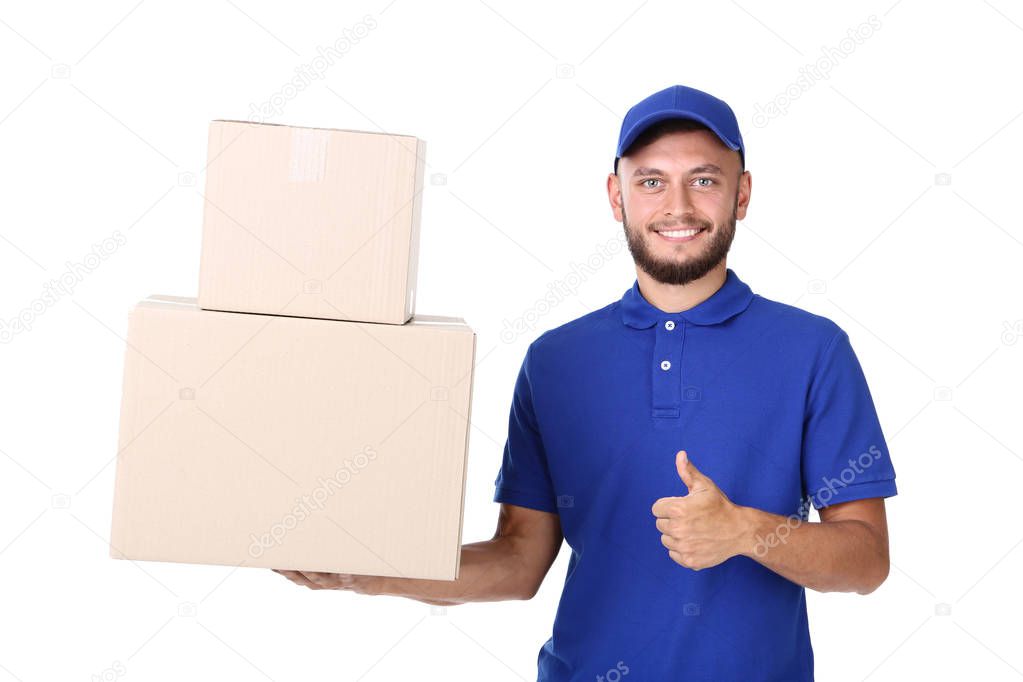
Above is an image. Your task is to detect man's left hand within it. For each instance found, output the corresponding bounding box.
[651,450,749,571]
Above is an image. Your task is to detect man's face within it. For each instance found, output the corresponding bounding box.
[609,128,749,286]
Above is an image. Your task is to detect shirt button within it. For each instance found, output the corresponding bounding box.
[664,320,675,330]
[660,360,671,371]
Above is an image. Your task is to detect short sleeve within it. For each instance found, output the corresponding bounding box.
[802,329,898,509]
[493,343,559,513]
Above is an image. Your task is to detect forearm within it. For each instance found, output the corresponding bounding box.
[736,505,889,594]
[367,535,540,606]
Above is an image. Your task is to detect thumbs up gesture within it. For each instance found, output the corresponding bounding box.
[651,450,749,571]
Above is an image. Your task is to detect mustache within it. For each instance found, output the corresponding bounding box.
[649,216,713,232]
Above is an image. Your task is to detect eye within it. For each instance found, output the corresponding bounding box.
[694,177,715,187]
[641,178,662,189]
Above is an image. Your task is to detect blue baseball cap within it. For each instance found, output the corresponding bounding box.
[614,85,745,171]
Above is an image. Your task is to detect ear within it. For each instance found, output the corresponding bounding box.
[607,172,624,222]
[735,170,751,221]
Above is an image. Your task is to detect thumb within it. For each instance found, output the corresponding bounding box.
[675,450,707,494]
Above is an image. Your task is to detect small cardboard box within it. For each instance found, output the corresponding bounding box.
[110,296,475,580]
[198,120,425,324]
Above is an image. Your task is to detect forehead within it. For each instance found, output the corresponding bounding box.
[621,128,737,172]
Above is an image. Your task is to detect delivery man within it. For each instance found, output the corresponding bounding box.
[276,84,897,681]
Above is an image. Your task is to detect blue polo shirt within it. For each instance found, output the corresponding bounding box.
[493,267,898,681]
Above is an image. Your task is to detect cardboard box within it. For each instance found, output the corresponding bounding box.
[198,120,426,324]
[110,297,475,580]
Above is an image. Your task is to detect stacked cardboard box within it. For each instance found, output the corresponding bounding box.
[109,121,476,581]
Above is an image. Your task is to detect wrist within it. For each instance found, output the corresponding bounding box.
[732,504,764,559]
[737,505,795,560]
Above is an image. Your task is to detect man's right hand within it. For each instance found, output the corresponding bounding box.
[271,503,563,606]
[272,569,383,594]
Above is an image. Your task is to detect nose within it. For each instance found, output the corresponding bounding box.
[663,183,695,221]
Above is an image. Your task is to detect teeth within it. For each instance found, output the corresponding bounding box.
[659,228,702,238]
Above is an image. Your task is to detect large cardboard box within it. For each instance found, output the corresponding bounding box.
[110,297,475,580]
[198,120,426,324]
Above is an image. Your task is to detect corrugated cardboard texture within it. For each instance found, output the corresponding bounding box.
[198,120,426,324]
[110,297,475,581]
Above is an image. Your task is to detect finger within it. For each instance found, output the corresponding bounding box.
[283,571,322,589]
[301,571,337,588]
[651,496,682,518]
[273,569,303,582]
[675,450,710,494]
[275,570,324,590]
[675,450,694,489]
[306,571,355,589]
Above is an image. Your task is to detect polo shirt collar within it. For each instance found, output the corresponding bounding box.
[620,267,754,329]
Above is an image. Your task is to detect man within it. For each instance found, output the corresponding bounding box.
[277,84,898,681]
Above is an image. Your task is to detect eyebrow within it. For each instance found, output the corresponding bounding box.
[631,164,725,177]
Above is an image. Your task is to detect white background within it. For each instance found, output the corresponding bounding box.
[2,1,1022,680]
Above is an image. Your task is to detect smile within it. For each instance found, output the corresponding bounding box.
[655,227,706,242]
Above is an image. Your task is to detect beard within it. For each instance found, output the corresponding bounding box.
[622,194,737,286]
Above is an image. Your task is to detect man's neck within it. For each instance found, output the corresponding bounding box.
[635,262,728,314]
